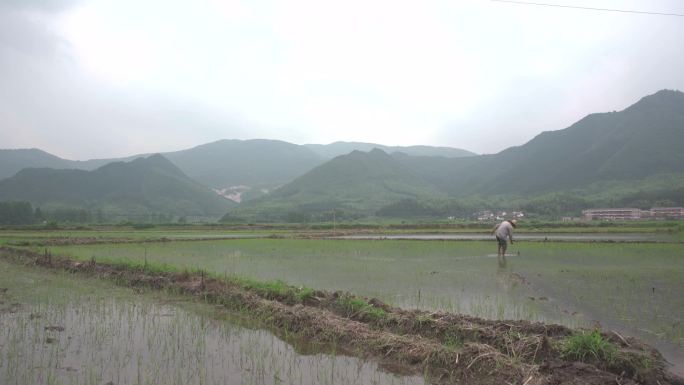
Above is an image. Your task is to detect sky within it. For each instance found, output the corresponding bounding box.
[1,0,683,159]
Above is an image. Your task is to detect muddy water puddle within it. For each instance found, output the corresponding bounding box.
[0,262,424,385]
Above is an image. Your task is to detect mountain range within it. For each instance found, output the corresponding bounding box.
[0,140,474,194]
[1,89,683,221]
[230,89,684,220]
[304,142,475,159]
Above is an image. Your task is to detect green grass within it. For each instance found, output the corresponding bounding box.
[561,330,617,365]
[73,254,319,305]
[236,276,316,304]
[336,295,387,321]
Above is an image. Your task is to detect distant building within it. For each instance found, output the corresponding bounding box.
[650,207,684,219]
[475,210,494,221]
[475,210,524,221]
[582,207,684,220]
[582,208,641,221]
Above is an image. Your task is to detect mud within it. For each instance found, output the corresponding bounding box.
[1,246,682,385]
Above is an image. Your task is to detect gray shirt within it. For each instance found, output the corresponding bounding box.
[493,221,514,241]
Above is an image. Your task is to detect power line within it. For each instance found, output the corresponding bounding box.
[490,0,684,17]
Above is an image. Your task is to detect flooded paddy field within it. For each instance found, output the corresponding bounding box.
[40,237,684,375]
[0,260,425,385]
[0,229,269,247]
[1,222,680,247]
[336,232,681,242]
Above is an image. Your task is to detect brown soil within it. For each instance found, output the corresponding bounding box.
[1,246,682,385]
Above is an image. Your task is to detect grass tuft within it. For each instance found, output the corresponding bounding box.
[237,277,315,304]
[295,287,315,303]
[336,295,386,321]
[560,330,616,365]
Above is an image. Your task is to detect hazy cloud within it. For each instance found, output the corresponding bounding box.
[0,2,254,159]
[0,0,83,13]
[1,0,683,158]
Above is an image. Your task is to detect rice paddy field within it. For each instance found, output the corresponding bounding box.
[1,227,683,381]
[0,259,425,385]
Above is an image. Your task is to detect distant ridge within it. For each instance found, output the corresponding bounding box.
[393,89,684,196]
[0,140,475,199]
[304,141,476,159]
[230,148,444,221]
[0,154,233,217]
[4,89,683,221]
[162,139,323,189]
[229,89,684,220]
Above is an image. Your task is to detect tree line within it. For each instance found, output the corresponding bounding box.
[0,201,177,225]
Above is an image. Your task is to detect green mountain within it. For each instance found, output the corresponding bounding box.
[304,141,476,159]
[0,140,324,204]
[229,89,684,220]
[0,154,233,218]
[0,140,474,202]
[0,149,81,179]
[229,148,444,221]
[394,89,684,196]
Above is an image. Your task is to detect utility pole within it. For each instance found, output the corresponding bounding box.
[332,208,336,236]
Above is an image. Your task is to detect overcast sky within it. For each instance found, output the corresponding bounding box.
[1,0,683,159]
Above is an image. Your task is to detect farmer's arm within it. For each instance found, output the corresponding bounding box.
[491,224,499,235]
[508,227,514,243]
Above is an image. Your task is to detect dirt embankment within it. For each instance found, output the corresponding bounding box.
[1,246,682,385]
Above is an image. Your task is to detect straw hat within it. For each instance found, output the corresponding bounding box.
[510,219,518,227]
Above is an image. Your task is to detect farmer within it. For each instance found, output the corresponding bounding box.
[492,219,517,257]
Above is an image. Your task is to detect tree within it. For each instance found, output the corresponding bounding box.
[0,201,35,225]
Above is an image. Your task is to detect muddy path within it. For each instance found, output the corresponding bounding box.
[1,246,682,385]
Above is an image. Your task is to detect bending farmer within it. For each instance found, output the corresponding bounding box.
[492,219,517,257]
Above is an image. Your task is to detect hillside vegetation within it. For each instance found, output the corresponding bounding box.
[0,140,473,195]
[227,89,684,221]
[0,154,233,219]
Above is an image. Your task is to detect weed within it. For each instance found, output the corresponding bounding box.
[442,330,463,350]
[336,295,387,321]
[241,278,290,299]
[413,313,433,329]
[560,330,616,365]
[237,277,315,304]
[295,287,315,303]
